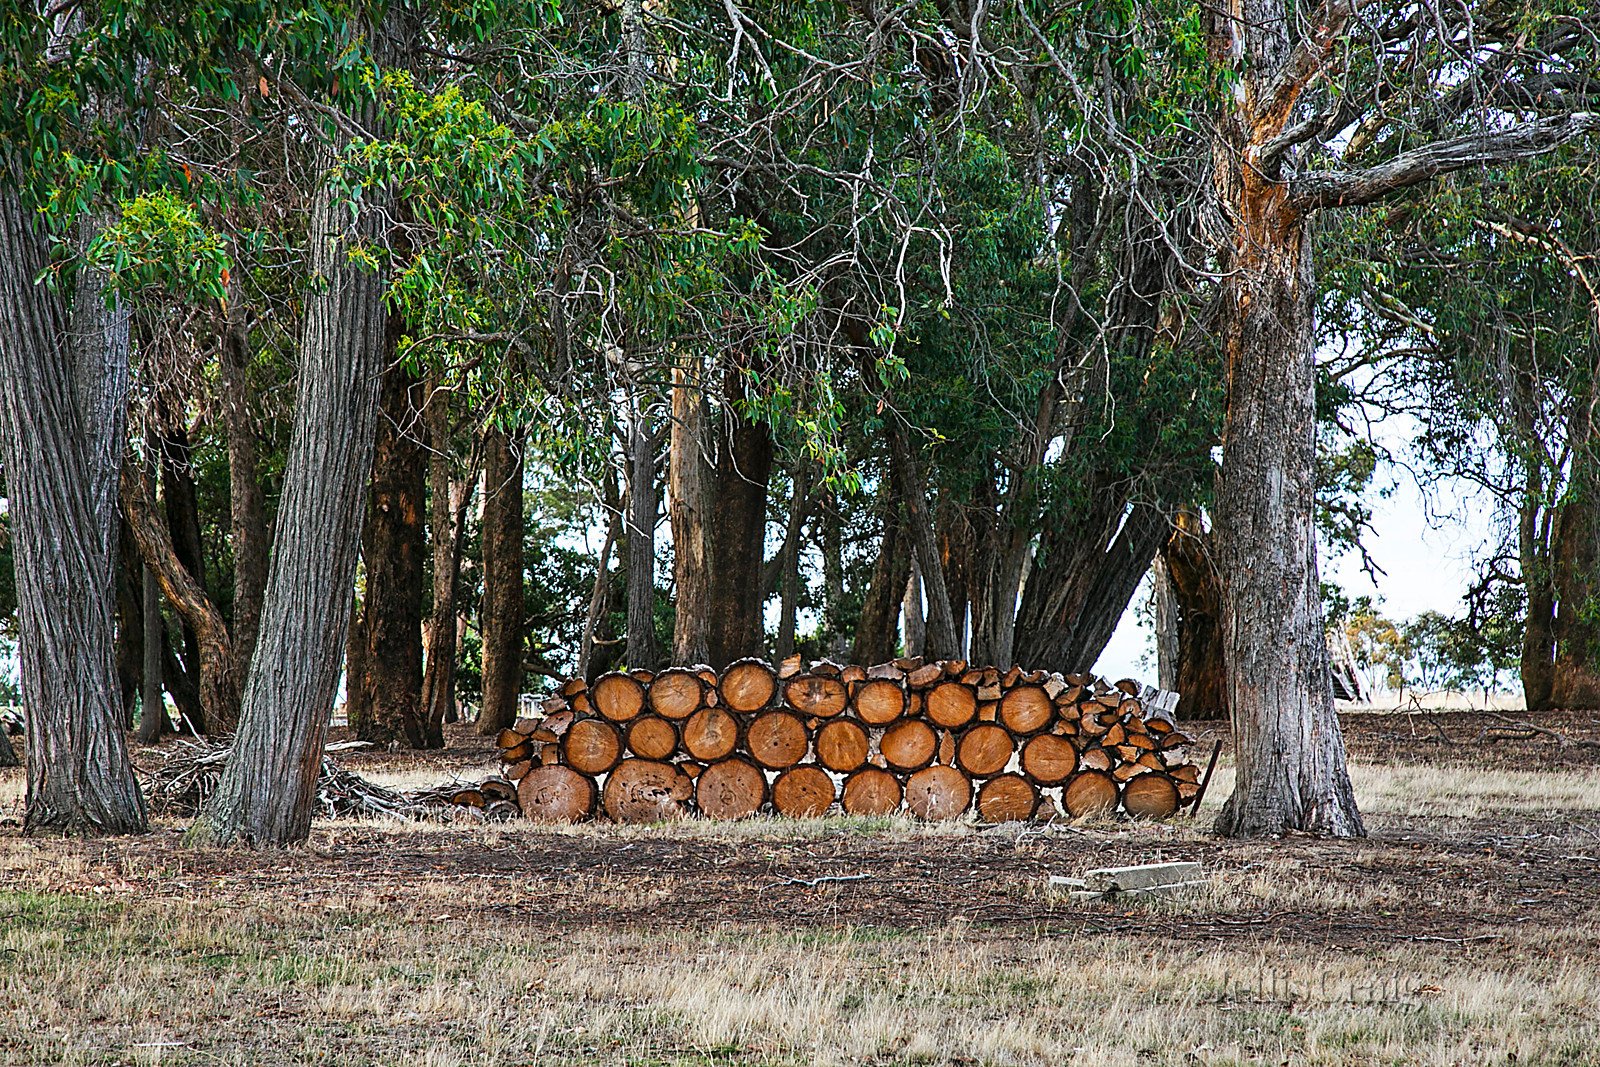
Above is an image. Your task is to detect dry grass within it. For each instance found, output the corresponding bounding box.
[3,885,1598,1067]
[5,715,1600,1066]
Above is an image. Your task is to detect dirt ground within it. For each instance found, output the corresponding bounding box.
[2,709,1599,1065]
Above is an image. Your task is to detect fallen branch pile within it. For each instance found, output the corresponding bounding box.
[486,657,1202,823]
[140,740,491,821]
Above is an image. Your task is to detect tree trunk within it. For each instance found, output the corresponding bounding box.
[1152,554,1180,692]
[579,503,622,679]
[121,461,241,732]
[704,400,773,667]
[1013,499,1166,672]
[669,364,712,665]
[1550,464,1600,708]
[851,485,913,666]
[137,564,166,743]
[186,141,392,847]
[478,427,525,736]
[628,408,663,667]
[344,590,372,735]
[1211,166,1362,836]
[775,464,809,661]
[886,423,958,659]
[157,414,209,726]
[820,490,846,658]
[361,355,429,745]
[901,560,925,659]
[115,519,144,728]
[1162,509,1227,719]
[420,382,474,743]
[0,183,145,834]
[1520,480,1558,711]
[220,299,269,677]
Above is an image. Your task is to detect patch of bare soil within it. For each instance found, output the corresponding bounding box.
[2,709,1598,962]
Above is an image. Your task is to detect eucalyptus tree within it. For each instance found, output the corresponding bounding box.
[0,3,204,833]
[1323,147,1600,710]
[1202,0,1599,836]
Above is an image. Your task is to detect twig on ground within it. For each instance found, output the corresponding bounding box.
[761,873,871,890]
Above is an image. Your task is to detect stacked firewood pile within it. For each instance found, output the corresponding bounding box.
[481,657,1203,824]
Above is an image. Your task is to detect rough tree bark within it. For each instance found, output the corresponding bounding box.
[157,414,211,730]
[1162,508,1227,719]
[477,427,526,736]
[851,484,913,666]
[121,461,241,732]
[901,560,925,659]
[1152,554,1180,692]
[705,402,773,667]
[775,463,809,661]
[628,408,663,667]
[137,564,166,743]
[886,422,958,659]
[669,362,712,666]
[419,381,475,742]
[1013,498,1166,673]
[186,132,393,846]
[115,520,144,727]
[0,184,145,834]
[1550,468,1600,709]
[220,299,270,677]
[360,354,428,745]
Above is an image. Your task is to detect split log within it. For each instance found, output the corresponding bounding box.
[906,662,944,688]
[772,765,835,817]
[879,718,937,771]
[976,773,1038,823]
[1019,734,1078,784]
[1079,747,1113,772]
[720,657,778,713]
[852,678,906,725]
[999,684,1054,735]
[682,707,740,762]
[695,757,767,819]
[481,778,517,803]
[925,681,978,728]
[1122,773,1180,819]
[815,718,869,772]
[905,765,971,821]
[591,671,647,722]
[746,710,809,769]
[516,765,596,823]
[955,723,1013,778]
[784,673,849,718]
[602,758,691,822]
[648,668,705,720]
[625,714,679,761]
[562,718,623,775]
[841,767,902,816]
[1063,770,1119,817]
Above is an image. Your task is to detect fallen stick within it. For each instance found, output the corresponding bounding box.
[761,873,871,890]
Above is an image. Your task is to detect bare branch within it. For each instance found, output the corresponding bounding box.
[1290,112,1600,211]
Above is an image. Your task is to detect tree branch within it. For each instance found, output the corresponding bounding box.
[1290,112,1600,211]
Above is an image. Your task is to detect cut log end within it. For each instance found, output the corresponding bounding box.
[591,672,647,722]
[516,765,597,823]
[720,658,778,713]
[603,759,692,823]
[905,765,972,821]
[772,765,835,818]
[842,767,902,816]
[695,758,767,820]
